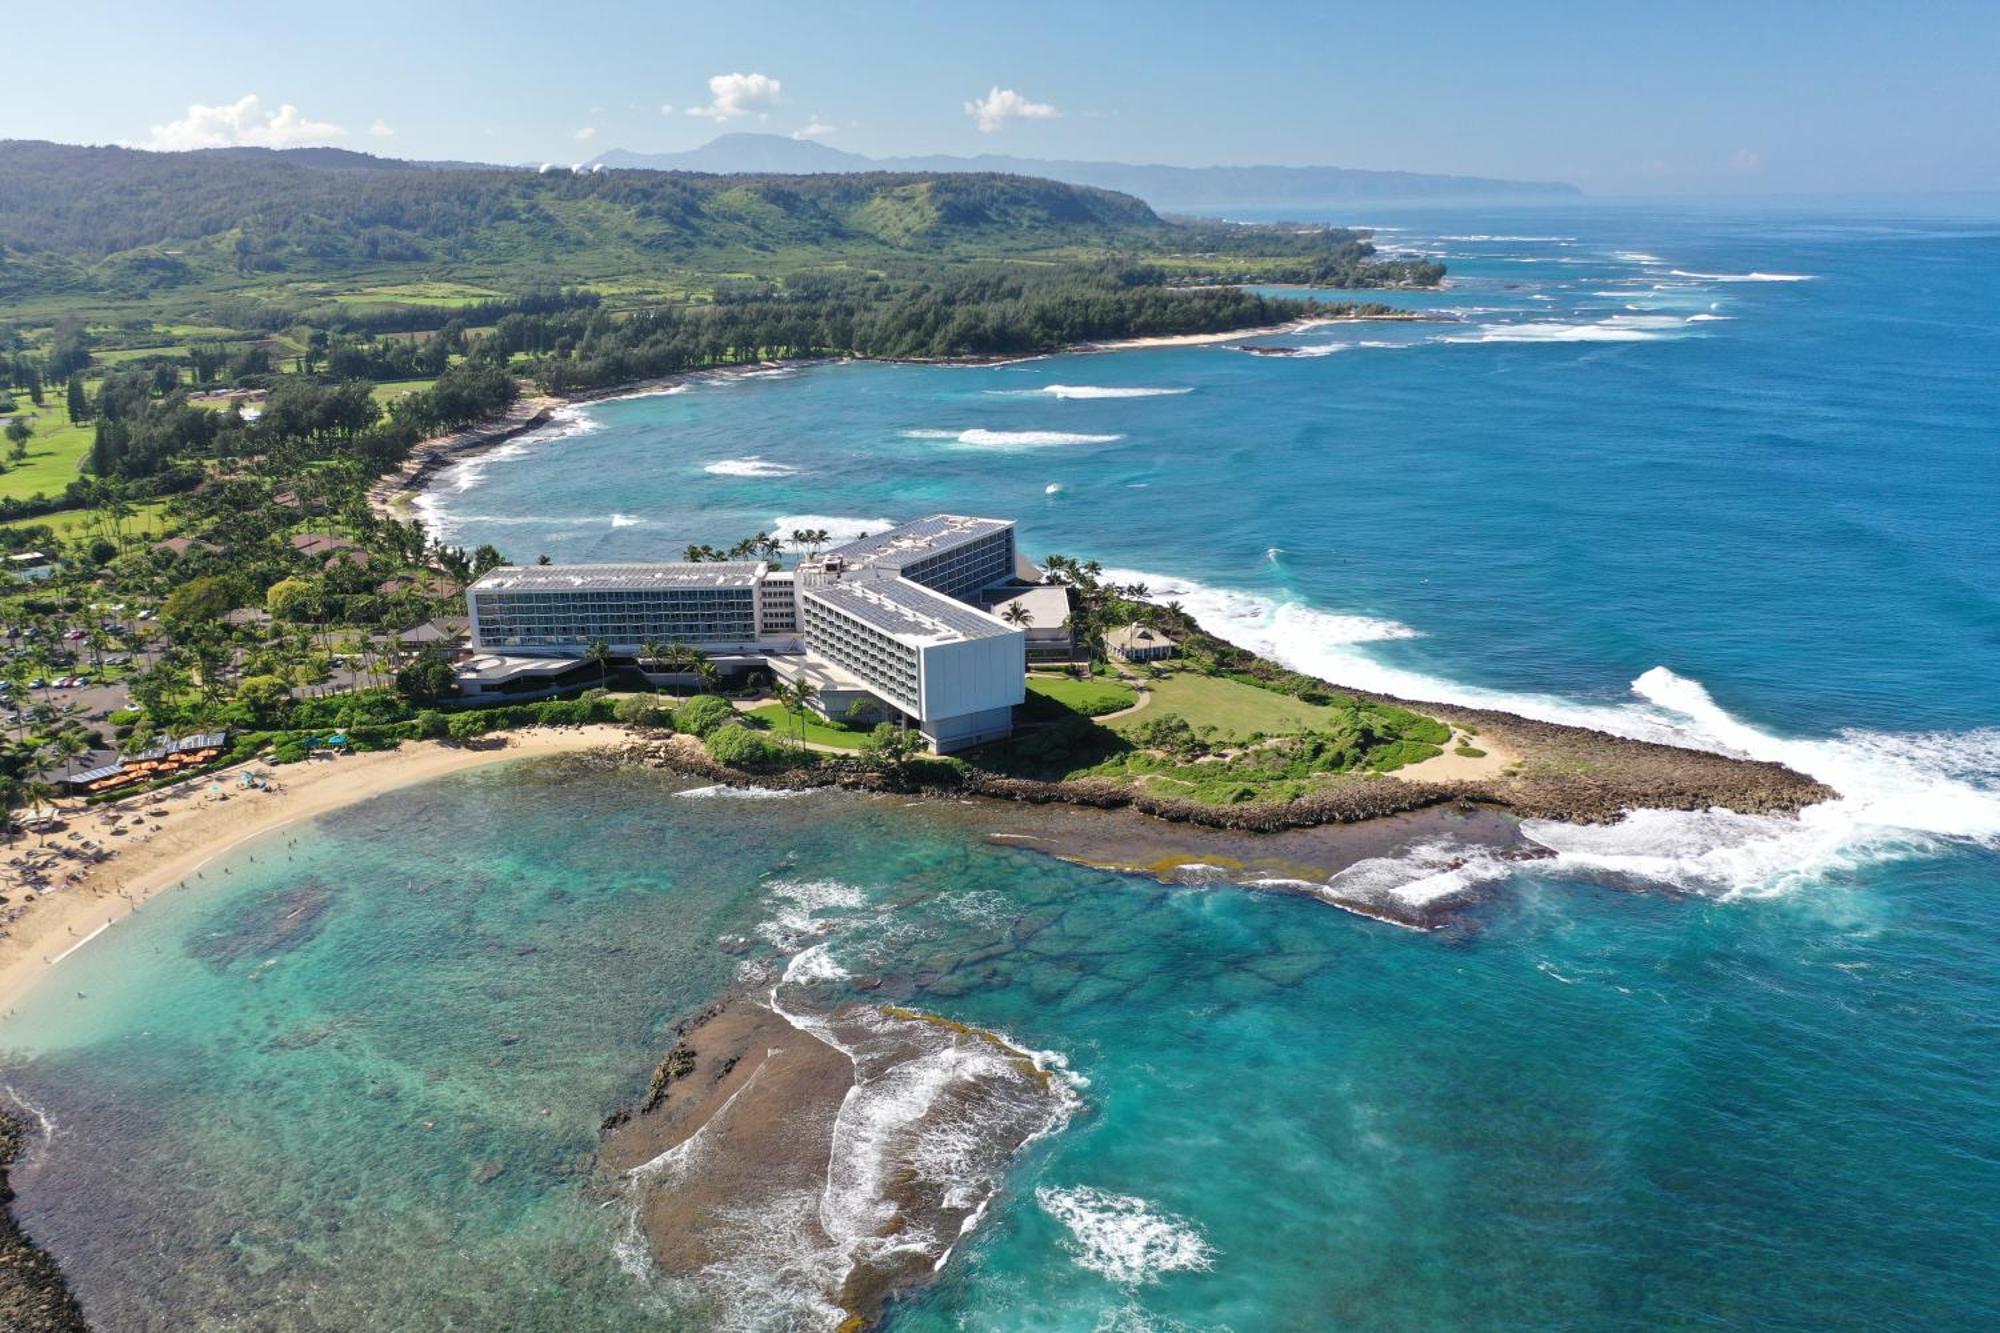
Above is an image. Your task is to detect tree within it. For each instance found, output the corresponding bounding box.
[395,656,458,703]
[162,574,242,628]
[673,694,734,737]
[705,722,782,769]
[1001,603,1033,629]
[266,576,317,621]
[638,637,666,673]
[66,374,89,424]
[860,721,923,773]
[584,638,614,689]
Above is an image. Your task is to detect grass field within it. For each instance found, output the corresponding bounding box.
[0,398,93,503]
[370,377,438,405]
[742,703,872,750]
[1,498,170,540]
[1026,673,1138,717]
[1107,670,1338,741]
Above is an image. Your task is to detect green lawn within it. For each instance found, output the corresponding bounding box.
[1107,670,1338,742]
[1,498,170,539]
[0,398,93,502]
[1026,673,1137,717]
[742,703,872,750]
[370,377,438,405]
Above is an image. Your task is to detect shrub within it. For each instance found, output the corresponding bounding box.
[675,694,735,737]
[613,694,673,728]
[705,722,783,769]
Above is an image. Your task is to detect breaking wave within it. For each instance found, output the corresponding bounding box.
[1037,1186,1215,1285]
[986,385,1195,400]
[770,514,894,543]
[1441,314,1698,344]
[1667,269,1814,282]
[1106,567,2000,899]
[903,428,1125,448]
[675,784,805,800]
[704,456,800,478]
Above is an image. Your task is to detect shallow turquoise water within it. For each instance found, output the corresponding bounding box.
[7,199,2000,1329]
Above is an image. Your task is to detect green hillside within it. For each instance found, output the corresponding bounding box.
[0,141,1439,317]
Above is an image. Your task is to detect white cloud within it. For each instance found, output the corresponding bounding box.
[575,126,597,141]
[145,94,347,151]
[1730,148,1763,172]
[964,86,1059,133]
[658,102,676,116]
[368,119,396,138]
[793,117,836,141]
[686,71,782,121]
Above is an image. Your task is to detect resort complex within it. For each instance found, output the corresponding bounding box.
[461,515,1048,751]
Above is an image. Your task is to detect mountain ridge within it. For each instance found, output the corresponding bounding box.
[587,132,1582,205]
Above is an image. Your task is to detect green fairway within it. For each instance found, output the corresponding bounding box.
[0,398,92,502]
[1107,670,1339,741]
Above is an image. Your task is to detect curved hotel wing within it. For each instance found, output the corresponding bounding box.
[462,515,1030,751]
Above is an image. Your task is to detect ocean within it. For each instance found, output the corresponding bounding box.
[5,198,1998,1330]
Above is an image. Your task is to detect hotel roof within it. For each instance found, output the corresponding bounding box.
[823,514,1012,572]
[806,576,1017,644]
[470,562,764,593]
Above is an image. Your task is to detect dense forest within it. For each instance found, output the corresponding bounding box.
[0,141,1445,526]
[0,141,1442,301]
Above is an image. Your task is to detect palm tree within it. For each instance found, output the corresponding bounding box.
[55,730,90,783]
[695,659,722,693]
[1001,603,1033,629]
[21,780,54,844]
[784,679,819,749]
[639,637,667,674]
[584,638,614,689]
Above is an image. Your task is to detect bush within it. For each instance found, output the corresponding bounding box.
[705,722,783,769]
[613,694,673,728]
[674,694,735,737]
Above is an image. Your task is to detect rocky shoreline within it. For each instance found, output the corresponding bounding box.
[0,1111,88,1333]
[621,685,1832,836]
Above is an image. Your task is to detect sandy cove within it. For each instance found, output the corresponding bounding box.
[0,726,628,1011]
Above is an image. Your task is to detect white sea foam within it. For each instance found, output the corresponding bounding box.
[610,513,644,527]
[1667,269,1814,282]
[1441,314,1693,344]
[770,514,894,543]
[986,385,1195,400]
[704,456,800,478]
[1317,840,1519,913]
[1102,568,2000,899]
[903,428,1125,448]
[1037,1186,1216,1285]
[1045,482,1064,495]
[675,784,804,800]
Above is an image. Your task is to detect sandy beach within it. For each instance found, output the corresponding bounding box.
[1082,317,1338,351]
[0,726,628,1010]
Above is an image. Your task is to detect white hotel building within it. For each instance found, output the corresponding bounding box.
[460,515,1035,751]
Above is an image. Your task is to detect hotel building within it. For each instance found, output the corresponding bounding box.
[460,515,1038,751]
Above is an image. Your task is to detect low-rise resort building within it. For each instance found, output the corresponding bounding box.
[460,515,1058,752]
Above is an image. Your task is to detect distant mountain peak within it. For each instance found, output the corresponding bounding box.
[587,133,1581,203]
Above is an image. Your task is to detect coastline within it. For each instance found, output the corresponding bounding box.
[0,726,628,1012]
[371,309,1447,518]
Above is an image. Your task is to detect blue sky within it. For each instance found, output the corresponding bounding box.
[16,0,1999,194]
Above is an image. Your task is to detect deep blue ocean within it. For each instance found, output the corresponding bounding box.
[6,199,1998,1330]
